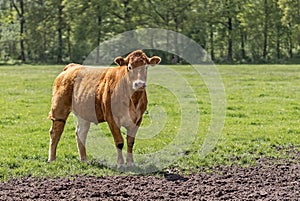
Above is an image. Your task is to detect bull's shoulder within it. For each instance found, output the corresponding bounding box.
[100,66,127,84]
[94,66,123,86]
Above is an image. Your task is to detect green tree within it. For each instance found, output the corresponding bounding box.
[146,0,194,63]
[10,0,26,62]
[65,0,113,63]
[278,0,300,58]
[0,0,299,64]
[25,0,64,63]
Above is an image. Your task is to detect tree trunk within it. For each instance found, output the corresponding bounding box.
[19,0,25,62]
[67,27,71,61]
[289,34,293,58]
[262,0,268,60]
[227,16,233,62]
[225,0,233,62]
[276,26,280,59]
[210,24,215,61]
[43,28,47,61]
[241,31,246,60]
[57,0,63,64]
[123,0,133,32]
[287,23,293,58]
[11,0,26,62]
[96,15,102,64]
[263,28,267,59]
[173,15,179,64]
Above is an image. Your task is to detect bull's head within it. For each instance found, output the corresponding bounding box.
[114,50,161,91]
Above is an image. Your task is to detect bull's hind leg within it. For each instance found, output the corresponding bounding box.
[48,119,66,162]
[48,88,72,162]
[75,116,90,161]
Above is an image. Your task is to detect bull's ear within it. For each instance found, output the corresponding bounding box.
[114,56,126,66]
[149,56,161,66]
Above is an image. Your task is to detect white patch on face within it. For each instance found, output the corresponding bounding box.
[128,64,148,90]
[132,79,146,90]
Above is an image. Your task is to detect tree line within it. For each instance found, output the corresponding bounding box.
[0,0,299,64]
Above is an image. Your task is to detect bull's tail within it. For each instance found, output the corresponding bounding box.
[63,63,78,71]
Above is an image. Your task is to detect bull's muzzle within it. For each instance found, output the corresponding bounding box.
[133,80,146,90]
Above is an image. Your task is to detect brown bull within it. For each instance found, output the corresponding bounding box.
[48,50,161,167]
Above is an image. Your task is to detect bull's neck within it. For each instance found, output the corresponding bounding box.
[121,78,145,99]
[115,77,145,108]
[111,67,146,107]
[130,90,146,108]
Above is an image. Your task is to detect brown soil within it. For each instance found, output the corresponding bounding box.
[0,149,299,200]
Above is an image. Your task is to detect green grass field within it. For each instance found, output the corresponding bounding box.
[0,64,299,180]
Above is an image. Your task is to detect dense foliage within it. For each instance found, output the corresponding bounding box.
[0,0,299,64]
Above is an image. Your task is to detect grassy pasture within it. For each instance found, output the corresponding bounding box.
[0,64,299,180]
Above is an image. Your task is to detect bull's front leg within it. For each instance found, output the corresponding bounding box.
[126,135,135,166]
[126,126,138,166]
[107,121,124,168]
[116,140,124,167]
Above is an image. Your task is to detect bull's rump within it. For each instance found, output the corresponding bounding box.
[72,67,107,123]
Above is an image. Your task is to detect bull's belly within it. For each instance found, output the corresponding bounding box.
[72,97,98,123]
[72,67,106,123]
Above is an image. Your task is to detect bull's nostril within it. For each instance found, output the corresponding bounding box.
[133,81,146,90]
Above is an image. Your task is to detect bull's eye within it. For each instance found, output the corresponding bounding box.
[128,64,132,71]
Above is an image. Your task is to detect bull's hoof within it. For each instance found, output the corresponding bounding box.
[80,158,88,163]
[117,163,125,169]
[126,162,135,167]
[47,159,56,163]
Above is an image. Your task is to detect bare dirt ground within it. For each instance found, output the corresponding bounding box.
[0,147,299,200]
